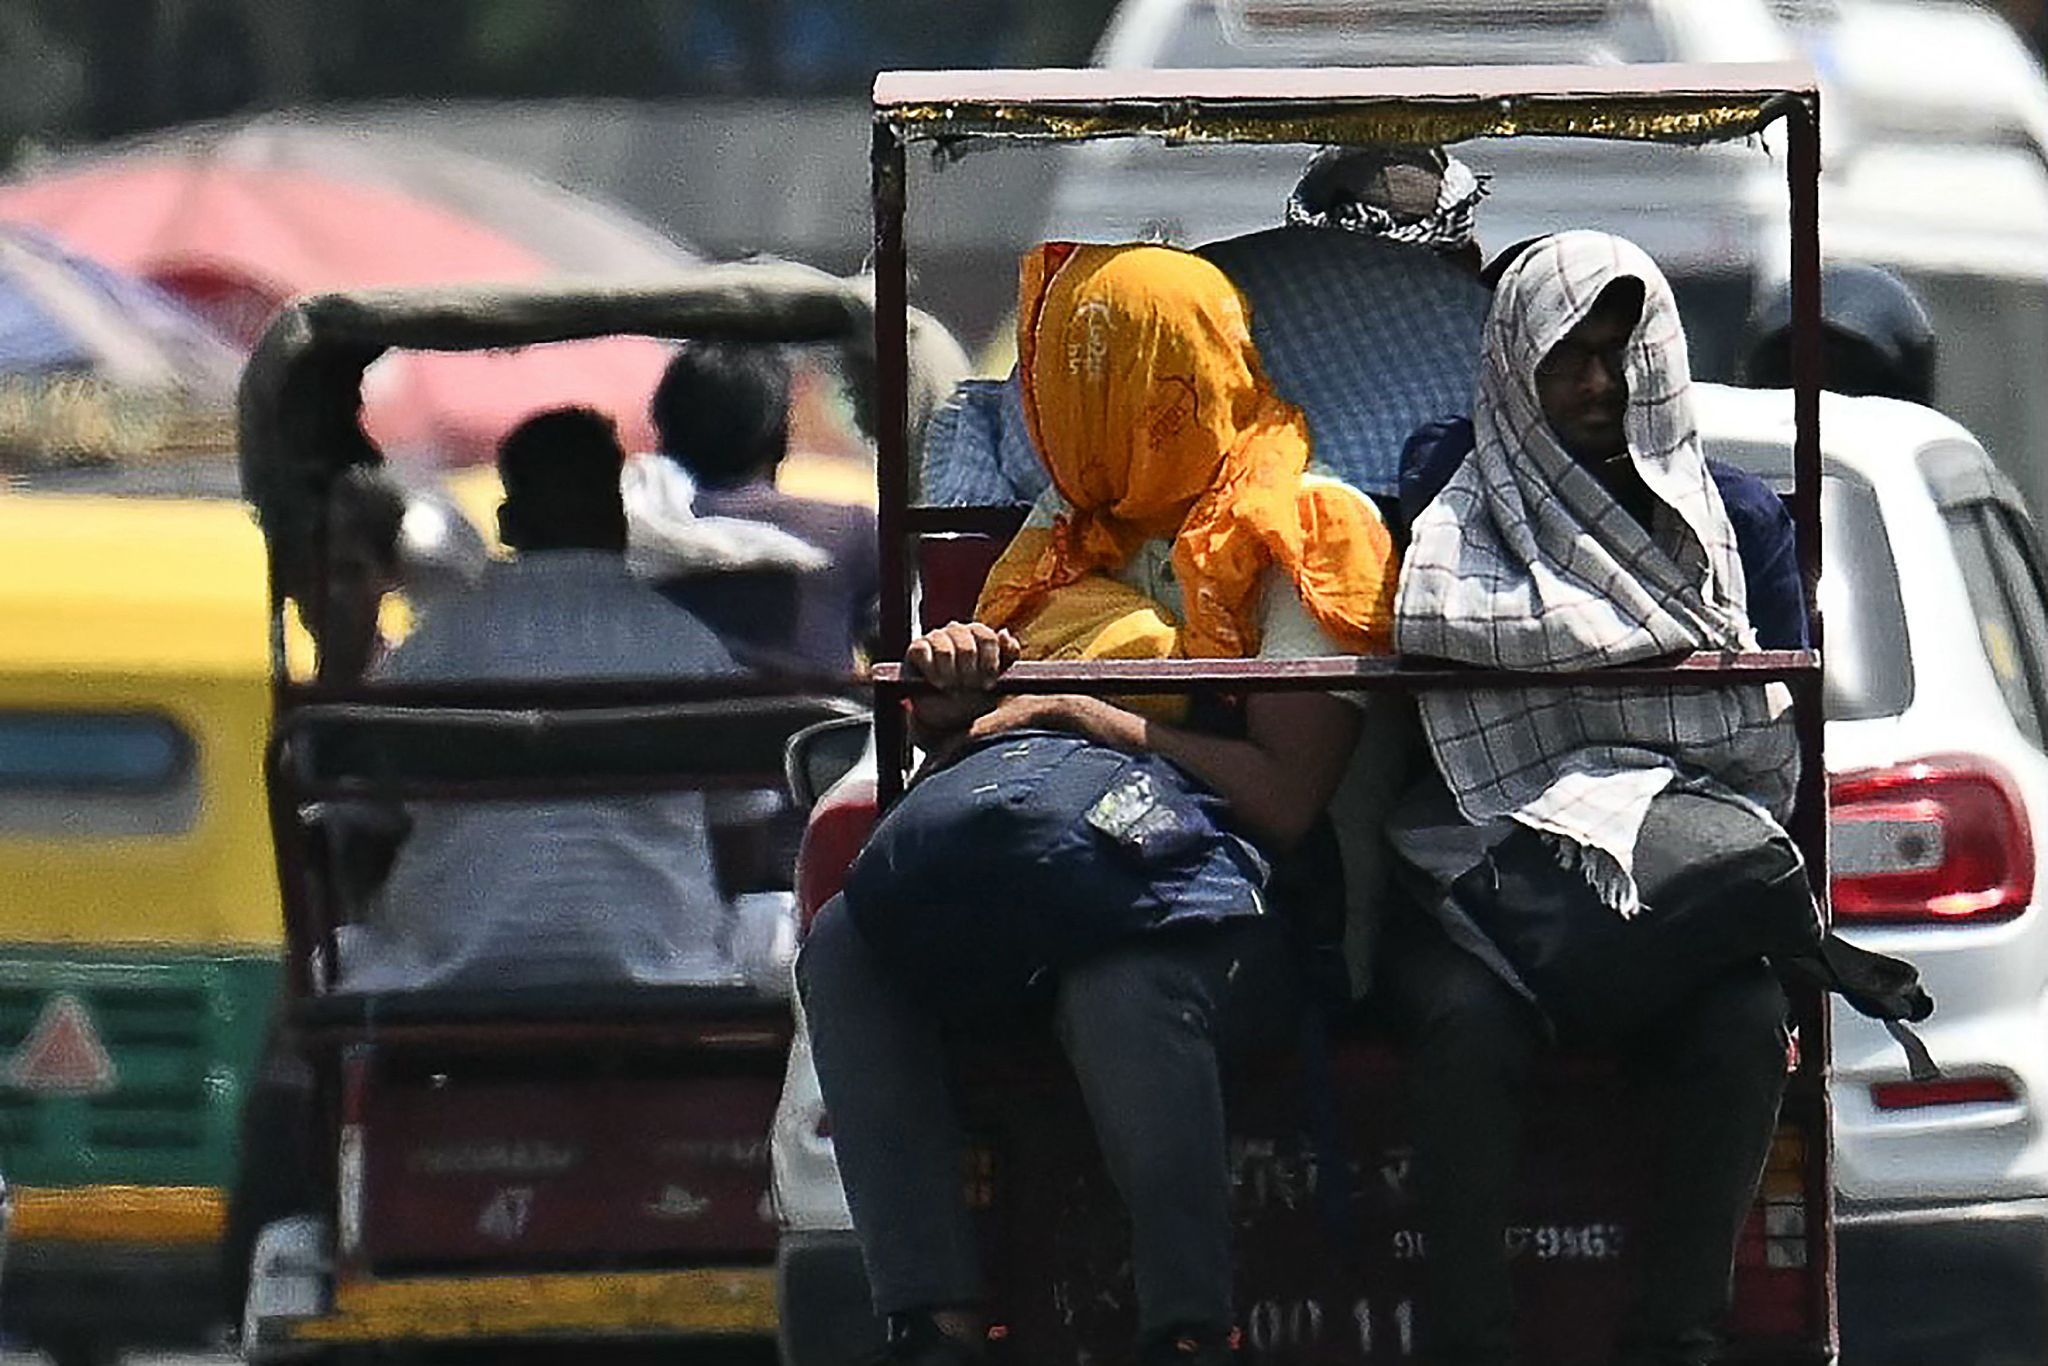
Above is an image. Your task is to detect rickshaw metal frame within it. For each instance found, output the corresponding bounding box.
[866,60,1833,1362]
[233,269,885,1351]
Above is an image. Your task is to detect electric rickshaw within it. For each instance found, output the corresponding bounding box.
[775,60,1839,1366]
[233,267,880,1360]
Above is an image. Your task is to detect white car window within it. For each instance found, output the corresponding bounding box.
[1944,503,2048,748]
[0,710,201,839]
[1819,472,1914,722]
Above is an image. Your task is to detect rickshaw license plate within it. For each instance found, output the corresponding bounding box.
[359,1068,781,1268]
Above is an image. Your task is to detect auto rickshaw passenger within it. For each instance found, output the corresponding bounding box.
[1396,231,1809,650]
[1197,144,1492,495]
[649,339,878,672]
[801,243,1399,1366]
[313,464,405,683]
[1382,233,1803,1366]
[337,406,746,991]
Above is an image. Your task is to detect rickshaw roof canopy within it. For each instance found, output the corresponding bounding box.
[872,61,1817,147]
[238,264,873,546]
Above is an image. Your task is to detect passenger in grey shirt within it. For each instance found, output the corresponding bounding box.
[339,407,744,992]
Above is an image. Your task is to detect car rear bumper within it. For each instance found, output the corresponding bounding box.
[776,1228,884,1366]
[1838,1196,2048,1366]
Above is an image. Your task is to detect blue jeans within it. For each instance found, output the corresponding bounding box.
[798,897,1286,1340]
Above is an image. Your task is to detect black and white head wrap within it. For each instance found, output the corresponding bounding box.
[1285,144,1489,254]
[1394,230,1800,915]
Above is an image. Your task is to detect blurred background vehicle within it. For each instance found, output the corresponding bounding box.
[0,478,278,1366]
[1037,0,2048,519]
[0,228,257,1366]
[230,271,873,1364]
[1774,0,2048,522]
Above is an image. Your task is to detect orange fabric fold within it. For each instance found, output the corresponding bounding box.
[975,242,1397,658]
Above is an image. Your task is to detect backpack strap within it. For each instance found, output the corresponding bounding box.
[1776,932,1939,1080]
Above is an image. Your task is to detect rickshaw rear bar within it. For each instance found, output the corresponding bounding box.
[292,1011,792,1056]
[1780,90,1834,1352]
[873,122,915,692]
[248,270,870,355]
[905,503,1037,538]
[277,1266,779,1345]
[871,651,1820,693]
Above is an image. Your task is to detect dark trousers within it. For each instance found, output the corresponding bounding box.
[1379,913,1789,1366]
[798,896,1285,1341]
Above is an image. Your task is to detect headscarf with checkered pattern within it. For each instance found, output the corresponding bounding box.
[1394,230,1800,915]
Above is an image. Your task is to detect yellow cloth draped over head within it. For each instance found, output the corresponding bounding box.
[974,242,1398,662]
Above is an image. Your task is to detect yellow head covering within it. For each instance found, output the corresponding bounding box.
[975,242,1397,659]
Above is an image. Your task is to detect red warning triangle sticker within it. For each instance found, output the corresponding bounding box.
[9,993,116,1095]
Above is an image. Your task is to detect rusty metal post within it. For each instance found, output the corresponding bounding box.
[1784,89,1827,876]
[1784,88,1837,1362]
[872,117,911,806]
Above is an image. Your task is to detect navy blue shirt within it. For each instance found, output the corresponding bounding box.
[1396,417,1808,651]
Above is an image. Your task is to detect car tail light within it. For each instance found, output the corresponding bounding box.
[1829,756,2034,924]
[1871,1076,2018,1111]
[795,777,877,935]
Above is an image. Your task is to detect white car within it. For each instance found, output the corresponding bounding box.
[774,387,2048,1366]
[1700,385,2048,1366]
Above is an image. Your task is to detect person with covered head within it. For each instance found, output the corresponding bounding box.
[1383,231,1809,1366]
[800,242,1400,1366]
[1196,143,1496,497]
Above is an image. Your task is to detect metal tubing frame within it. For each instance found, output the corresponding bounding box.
[870,64,1834,1353]
[867,70,1827,785]
[1782,90,1837,1359]
[872,651,1818,693]
[873,120,913,808]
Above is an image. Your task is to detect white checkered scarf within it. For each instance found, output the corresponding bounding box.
[1284,147,1489,254]
[1395,231,1800,916]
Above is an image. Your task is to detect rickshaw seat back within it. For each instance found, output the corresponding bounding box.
[293,980,787,1032]
[917,513,1029,633]
[275,694,862,800]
